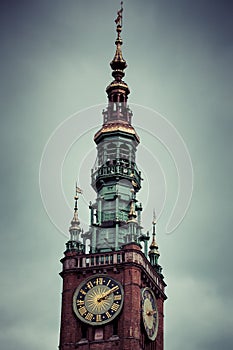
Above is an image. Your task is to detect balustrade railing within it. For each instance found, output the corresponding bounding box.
[64,249,164,292]
[91,159,141,188]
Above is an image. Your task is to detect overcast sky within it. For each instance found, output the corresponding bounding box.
[0,1,233,349]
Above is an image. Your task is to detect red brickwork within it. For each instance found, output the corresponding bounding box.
[59,244,166,350]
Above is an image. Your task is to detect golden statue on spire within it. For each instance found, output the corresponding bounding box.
[115,1,123,26]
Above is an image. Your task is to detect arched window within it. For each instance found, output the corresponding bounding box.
[106,142,116,161]
[119,143,129,160]
[98,146,104,166]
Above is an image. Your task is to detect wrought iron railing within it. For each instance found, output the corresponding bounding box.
[91,158,141,189]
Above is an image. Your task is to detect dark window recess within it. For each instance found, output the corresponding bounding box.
[81,323,87,339]
[113,319,118,335]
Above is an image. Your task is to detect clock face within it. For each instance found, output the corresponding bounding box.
[141,287,159,341]
[73,275,124,325]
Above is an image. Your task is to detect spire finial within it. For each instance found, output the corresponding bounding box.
[115,1,123,27]
[152,209,156,235]
[152,209,156,224]
[75,182,83,198]
[110,2,127,75]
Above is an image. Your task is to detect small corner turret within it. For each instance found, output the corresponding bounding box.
[149,211,163,275]
[65,184,85,253]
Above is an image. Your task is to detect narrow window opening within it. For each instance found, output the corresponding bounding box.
[113,320,118,335]
[81,324,87,339]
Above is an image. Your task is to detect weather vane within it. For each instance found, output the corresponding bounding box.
[115,1,123,27]
[75,182,83,199]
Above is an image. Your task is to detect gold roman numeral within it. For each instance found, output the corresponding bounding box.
[96,314,102,322]
[111,303,120,312]
[79,306,87,316]
[86,281,94,289]
[76,300,85,306]
[96,277,103,285]
[106,311,111,319]
[85,312,93,321]
[114,295,122,301]
[80,289,86,295]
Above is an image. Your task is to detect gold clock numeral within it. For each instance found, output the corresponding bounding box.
[96,277,103,285]
[85,312,93,321]
[114,295,122,301]
[106,279,111,286]
[76,300,85,306]
[79,306,87,316]
[106,311,111,319]
[111,303,120,311]
[80,289,86,295]
[96,314,102,322]
[86,281,94,289]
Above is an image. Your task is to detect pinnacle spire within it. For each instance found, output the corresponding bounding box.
[94,2,140,143]
[110,2,127,75]
[69,186,81,236]
[106,2,130,103]
[149,210,162,273]
[66,184,85,253]
[149,211,159,250]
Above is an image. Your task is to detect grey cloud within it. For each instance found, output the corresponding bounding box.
[0,0,233,349]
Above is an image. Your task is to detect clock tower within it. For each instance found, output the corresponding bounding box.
[59,4,166,350]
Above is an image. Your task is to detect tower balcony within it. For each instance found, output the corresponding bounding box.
[91,158,142,191]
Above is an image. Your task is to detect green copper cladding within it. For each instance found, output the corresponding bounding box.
[81,17,144,253]
[87,101,144,252]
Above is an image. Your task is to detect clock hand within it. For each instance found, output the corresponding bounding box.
[97,286,118,302]
[146,310,157,316]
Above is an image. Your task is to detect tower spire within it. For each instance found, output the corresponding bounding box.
[111,2,127,77]
[66,184,85,253]
[94,2,140,143]
[59,7,167,348]
[105,2,130,104]
[149,210,162,274]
